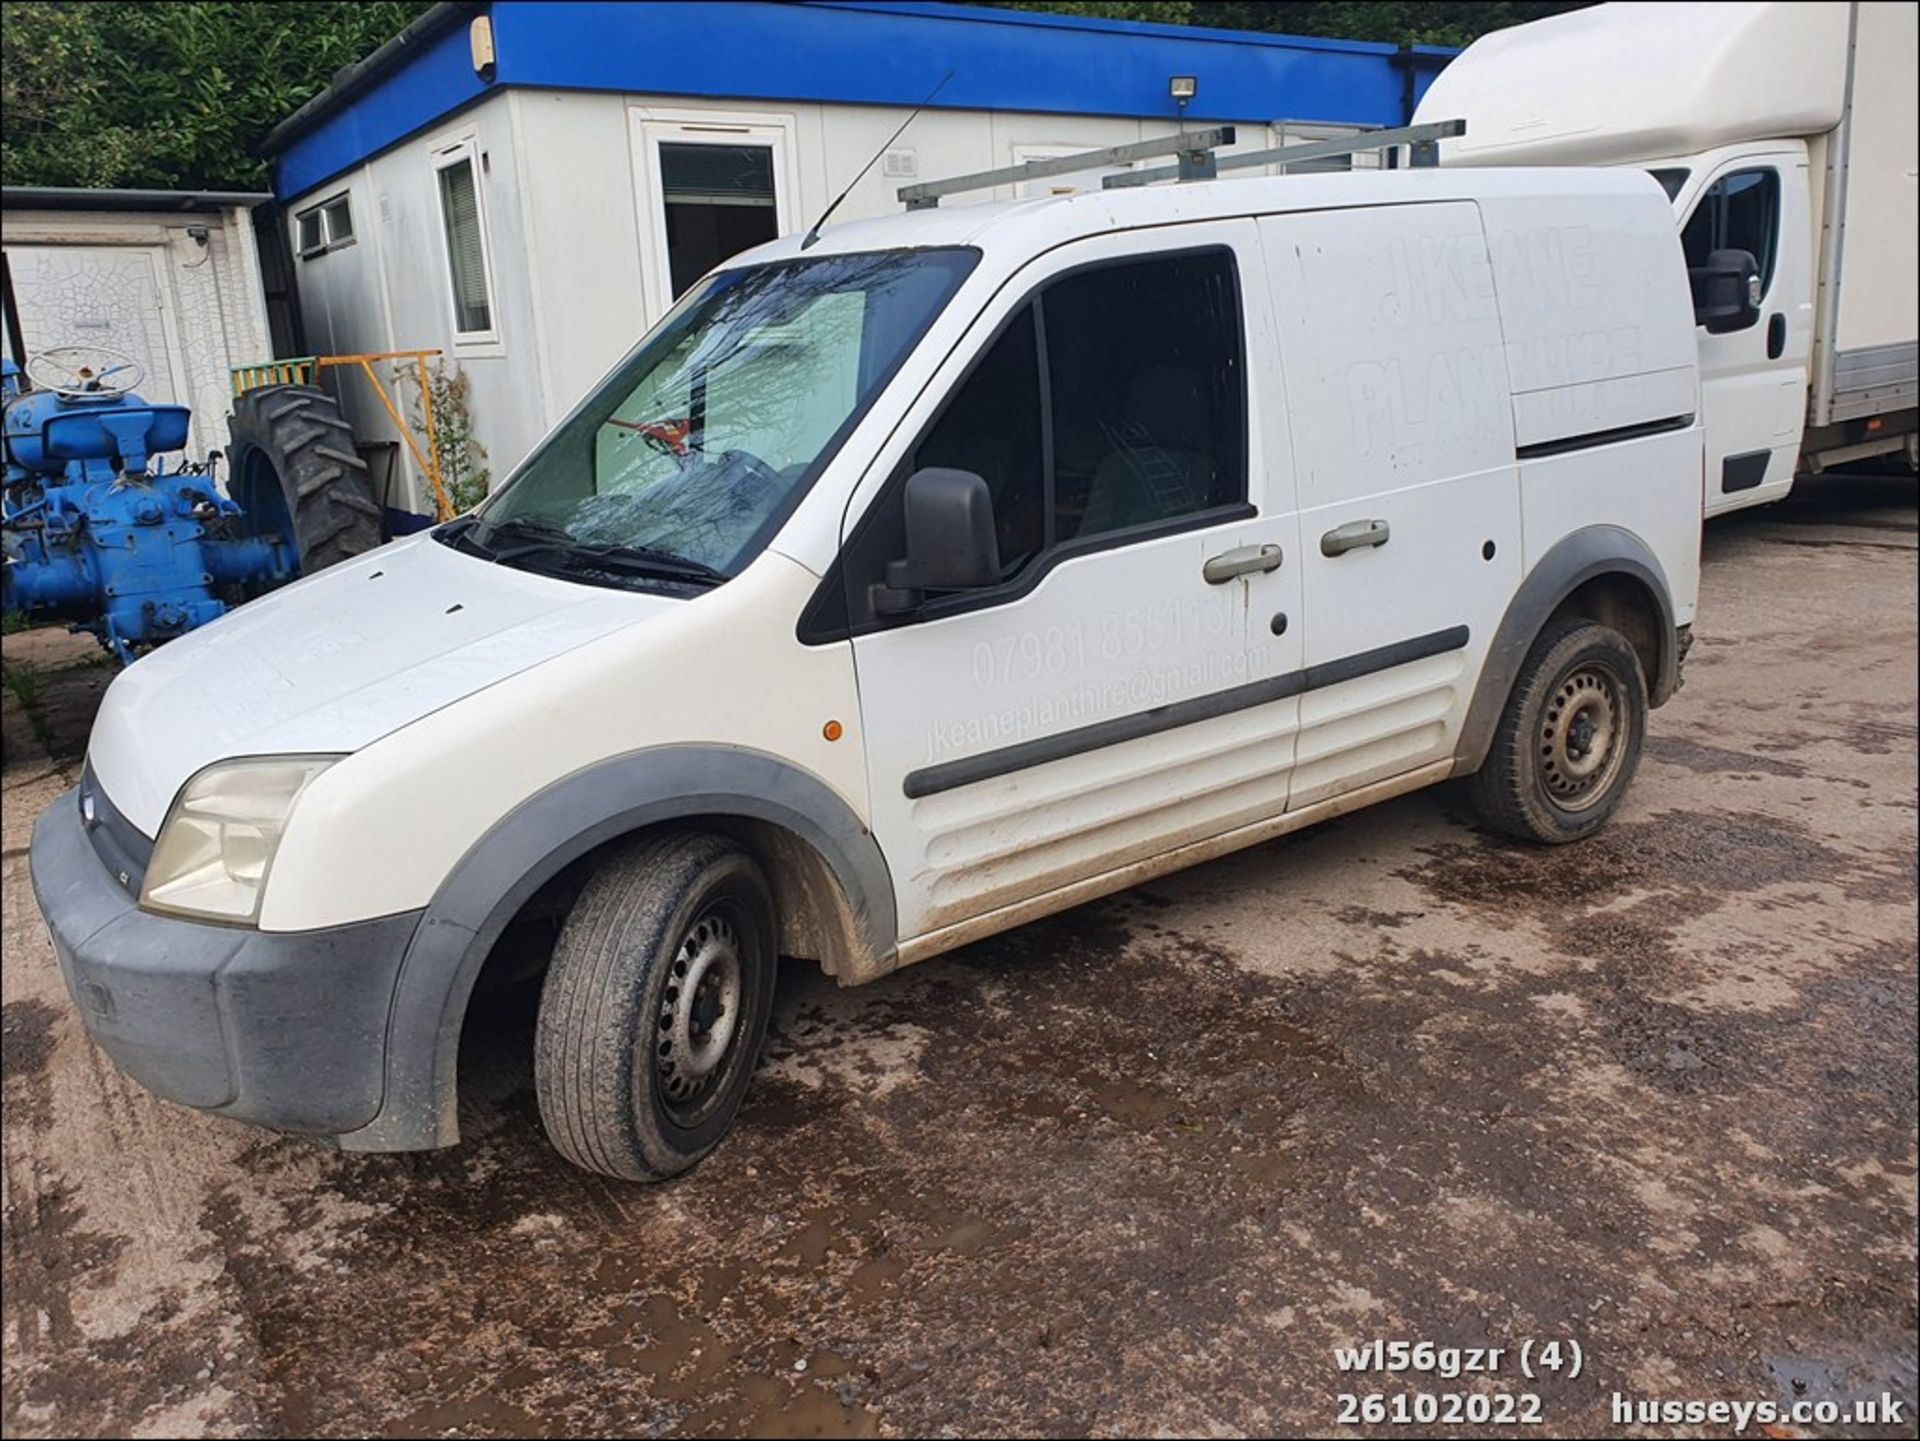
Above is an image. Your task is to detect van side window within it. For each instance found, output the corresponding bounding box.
[1046,252,1245,543]
[1681,169,1779,295]
[812,246,1248,638]
[910,306,1045,580]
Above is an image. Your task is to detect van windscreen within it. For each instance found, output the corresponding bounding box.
[458,247,977,585]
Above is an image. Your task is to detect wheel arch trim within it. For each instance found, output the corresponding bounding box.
[337,745,896,1152]
[1453,525,1677,779]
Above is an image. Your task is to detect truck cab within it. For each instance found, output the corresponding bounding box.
[1416,0,1920,515]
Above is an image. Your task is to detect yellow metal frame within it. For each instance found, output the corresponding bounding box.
[229,359,315,390]
[231,350,453,520]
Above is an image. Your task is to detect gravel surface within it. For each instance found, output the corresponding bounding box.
[3,474,1914,1437]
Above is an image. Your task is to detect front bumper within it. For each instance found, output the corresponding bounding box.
[28,785,422,1136]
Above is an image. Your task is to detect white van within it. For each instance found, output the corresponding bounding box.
[32,167,1703,1181]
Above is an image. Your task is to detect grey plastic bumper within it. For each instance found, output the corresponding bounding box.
[28,786,422,1136]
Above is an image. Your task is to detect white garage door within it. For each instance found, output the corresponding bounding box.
[3,244,197,452]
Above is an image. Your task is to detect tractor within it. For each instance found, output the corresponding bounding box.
[2,346,381,663]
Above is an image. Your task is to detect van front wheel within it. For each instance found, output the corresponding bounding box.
[534,833,777,1181]
[1469,618,1648,844]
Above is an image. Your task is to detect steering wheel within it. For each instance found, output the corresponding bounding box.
[26,346,146,400]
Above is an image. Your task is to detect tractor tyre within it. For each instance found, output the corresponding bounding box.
[226,383,382,575]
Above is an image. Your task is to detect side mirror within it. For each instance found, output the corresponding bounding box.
[1690,247,1761,333]
[872,467,1001,616]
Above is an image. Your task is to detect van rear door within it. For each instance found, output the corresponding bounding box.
[1258,201,1520,810]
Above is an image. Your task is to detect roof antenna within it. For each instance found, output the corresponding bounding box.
[800,70,953,250]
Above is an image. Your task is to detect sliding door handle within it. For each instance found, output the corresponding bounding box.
[1202,542,1284,584]
[1320,518,1390,557]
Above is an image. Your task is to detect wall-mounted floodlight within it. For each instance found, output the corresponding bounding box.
[1169,76,1198,101]
[470,15,497,81]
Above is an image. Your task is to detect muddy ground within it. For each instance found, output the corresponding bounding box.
[3,475,1915,1438]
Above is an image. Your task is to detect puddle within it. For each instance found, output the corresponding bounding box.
[1645,735,1806,778]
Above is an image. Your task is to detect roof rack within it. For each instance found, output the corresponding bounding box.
[897,126,1236,209]
[896,118,1463,210]
[1107,117,1464,189]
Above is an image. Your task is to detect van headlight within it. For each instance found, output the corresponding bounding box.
[140,757,339,924]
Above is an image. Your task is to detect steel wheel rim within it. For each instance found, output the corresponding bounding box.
[1540,664,1626,811]
[655,909,744,1115]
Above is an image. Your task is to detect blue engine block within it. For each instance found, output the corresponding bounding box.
[3,360,293,663]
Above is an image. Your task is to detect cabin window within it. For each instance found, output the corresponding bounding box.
[836,247,1249,630]
[1681,168,1780,296]
[1648,168,1689,202]
[1042,250,1246,544]
[295,193,354,258]
[911,305,1046,581]
[658,142,780,300]
[433,142,498,340]
[321,196,353,245]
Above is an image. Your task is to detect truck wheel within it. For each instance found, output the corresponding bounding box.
[534,833,777,1181]
[225,384,381,575]
[1468,617,1648,844]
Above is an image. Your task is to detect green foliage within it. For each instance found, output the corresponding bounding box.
[409,360,490,514]
[2,658,43,729]
[997,0,1197,20]
[985,1,1591,48]
[2,0,431,189]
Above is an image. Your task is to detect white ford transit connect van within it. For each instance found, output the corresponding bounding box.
[32,168,1703,1181]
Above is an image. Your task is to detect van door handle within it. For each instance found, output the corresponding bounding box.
[1202,542,1284,584]
[1320,518,1390,556]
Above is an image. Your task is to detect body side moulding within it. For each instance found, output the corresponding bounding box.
[904,626,1471,799]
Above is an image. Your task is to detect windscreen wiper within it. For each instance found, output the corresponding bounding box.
[480,525,725,587]
[434,514,495,558]
[483,515,573,549]
[480,516,597,566]
[559,542,728,588]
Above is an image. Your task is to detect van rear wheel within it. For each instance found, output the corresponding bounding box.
[1469,617,1648,844]
[534,833,777,1181]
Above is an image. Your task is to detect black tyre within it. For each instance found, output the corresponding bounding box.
[225,384,381,574]
[534,833,777,1181]
[1468,617,1648,844]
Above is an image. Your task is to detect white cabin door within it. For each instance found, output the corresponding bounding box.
[836,225,1302,945]
[1675,147,1814,516]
